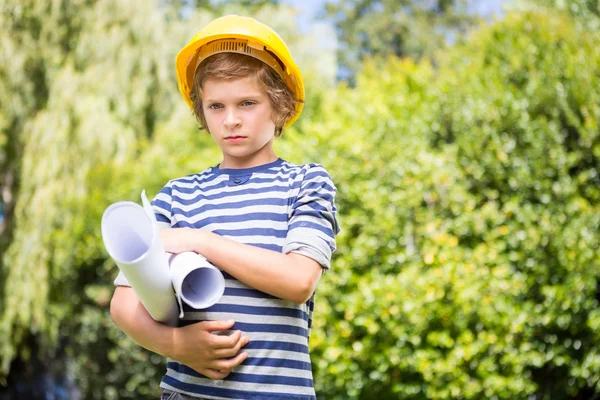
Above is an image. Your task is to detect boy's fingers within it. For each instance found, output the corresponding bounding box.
[200,319,236,332]
[214,336,250,358]
[210,329,243,349]
[212,352,248,371]
[199,368,230,380]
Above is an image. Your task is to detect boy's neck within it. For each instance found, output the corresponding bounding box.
[218,155,279,170]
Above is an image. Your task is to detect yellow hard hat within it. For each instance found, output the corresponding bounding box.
[176,15,305,128]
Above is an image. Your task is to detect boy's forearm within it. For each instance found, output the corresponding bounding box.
[193,230,321,304]
[110,287,177,358]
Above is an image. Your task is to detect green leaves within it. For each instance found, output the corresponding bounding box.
[303,8,600,400]
[1,1,599,399]
[0,0,210,387]
[325,0,481,79]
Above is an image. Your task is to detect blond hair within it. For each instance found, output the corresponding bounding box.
[190,53,300,137]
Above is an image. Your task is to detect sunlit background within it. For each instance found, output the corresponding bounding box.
[1,0,599,399]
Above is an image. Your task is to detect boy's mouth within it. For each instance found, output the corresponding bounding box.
[225,136,247,142]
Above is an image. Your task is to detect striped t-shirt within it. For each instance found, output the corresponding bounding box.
[114,158,339,400]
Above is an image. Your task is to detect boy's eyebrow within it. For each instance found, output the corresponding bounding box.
[204,93,264,103]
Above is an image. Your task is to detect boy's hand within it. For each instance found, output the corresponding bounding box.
[160,228,200,254]
[170,319,250,380]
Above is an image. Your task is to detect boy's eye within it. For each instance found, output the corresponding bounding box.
[241,101,256,107]
[208,103,223,110]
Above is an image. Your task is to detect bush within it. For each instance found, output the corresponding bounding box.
[300,9,600,399]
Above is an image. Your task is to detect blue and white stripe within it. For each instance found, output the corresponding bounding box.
[115,158,338,399]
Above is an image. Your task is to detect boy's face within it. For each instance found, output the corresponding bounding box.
[202,77,277,169]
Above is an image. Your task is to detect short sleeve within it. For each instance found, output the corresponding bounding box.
[151,181,174,229]
[113,182,174,287]
[283,165,340,270]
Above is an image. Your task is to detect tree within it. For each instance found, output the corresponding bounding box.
[0,0,335,397]
[527,0,600,27]
[324,0,481,81]
[296,7,600,399]
[0,0,193,392]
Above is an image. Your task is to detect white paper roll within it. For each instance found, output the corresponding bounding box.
[169,252,225,315]
[101,191,179,326]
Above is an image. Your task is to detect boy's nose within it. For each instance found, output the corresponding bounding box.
[223,110,241,129]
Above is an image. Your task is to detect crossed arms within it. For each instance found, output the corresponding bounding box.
[110,228,323,379]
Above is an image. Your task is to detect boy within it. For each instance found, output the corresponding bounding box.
[110,15,339,400]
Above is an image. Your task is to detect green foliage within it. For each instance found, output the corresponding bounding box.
[0,0,336,396]
[527,0,600,29]
[324,0,480,79]
[0,0,196,375]
[432,9,600,398]
[304,9,600,399]
[1,1,599,399]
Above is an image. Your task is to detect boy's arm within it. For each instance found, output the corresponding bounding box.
[110,286,249,379]
[161,229,323,304]
[161,166,339,305]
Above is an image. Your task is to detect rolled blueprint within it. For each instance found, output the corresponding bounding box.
[169,252,225,314]
[101,191,179,326]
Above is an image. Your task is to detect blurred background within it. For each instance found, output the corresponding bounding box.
[1,0,599,398]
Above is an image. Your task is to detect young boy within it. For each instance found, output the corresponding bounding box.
[109,15,339,400]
